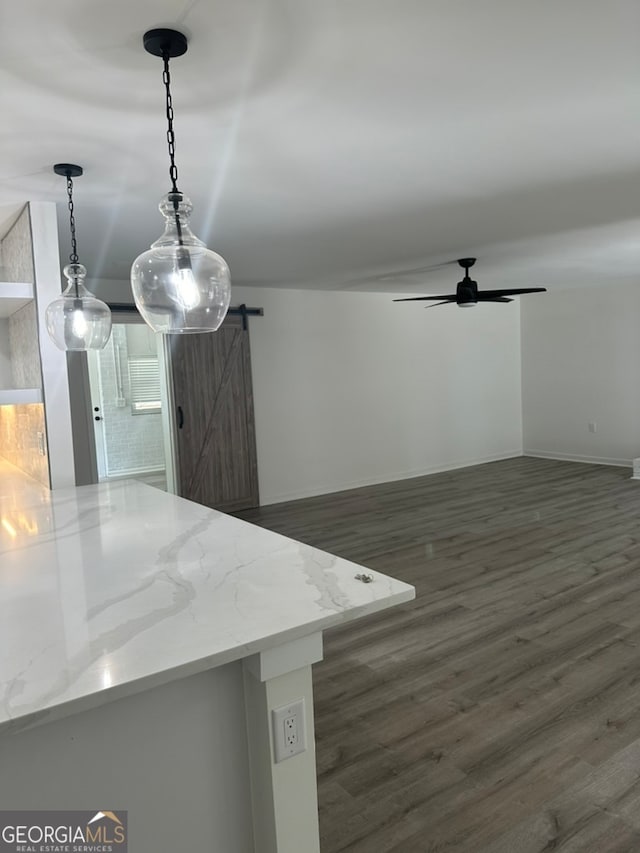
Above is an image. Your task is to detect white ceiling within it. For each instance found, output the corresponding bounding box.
[0,0,639,295]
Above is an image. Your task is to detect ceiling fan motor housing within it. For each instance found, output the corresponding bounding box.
[457,278,478,306]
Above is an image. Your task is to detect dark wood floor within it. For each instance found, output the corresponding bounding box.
[237,457,640,852]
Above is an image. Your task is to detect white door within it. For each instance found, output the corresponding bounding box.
[85,313,176,491]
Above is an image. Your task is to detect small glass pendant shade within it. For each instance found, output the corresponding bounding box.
[45,263,112,351]
[131,193,231,334]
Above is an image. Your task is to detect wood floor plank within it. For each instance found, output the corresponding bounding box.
[236,457,640,851]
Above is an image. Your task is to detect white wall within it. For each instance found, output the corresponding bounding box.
[521,283,640,466]
[89,279,524,504]
[234,286,523,504]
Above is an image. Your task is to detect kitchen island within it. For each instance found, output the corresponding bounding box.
[0,459,414,852]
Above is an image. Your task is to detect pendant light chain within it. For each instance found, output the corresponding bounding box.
[162,51,180,196]
[66,175,79,264]
[65,173,81,297]
[162,48,186,250]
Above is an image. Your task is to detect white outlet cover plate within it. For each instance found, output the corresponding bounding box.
[272,698,306,763]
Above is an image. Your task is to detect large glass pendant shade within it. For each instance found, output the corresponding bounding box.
[45,263,112,351]
[131,193,231,334]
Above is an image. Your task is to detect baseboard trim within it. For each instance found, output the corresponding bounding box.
[523,449,632,468]
[259,450,523,506]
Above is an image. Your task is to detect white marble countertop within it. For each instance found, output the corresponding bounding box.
[0,460,414,733]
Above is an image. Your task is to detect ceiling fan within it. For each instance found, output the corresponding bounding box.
[393,258,546,308]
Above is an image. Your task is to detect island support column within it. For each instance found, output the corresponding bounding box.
[243,633,323,853]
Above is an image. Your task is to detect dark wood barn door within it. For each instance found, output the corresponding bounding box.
[168,314,259,512]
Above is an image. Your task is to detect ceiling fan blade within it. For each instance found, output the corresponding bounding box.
[393,294,456,302]
[344,259,462,287]
[476,296,514,303]
[367,260,458,282]
[425,300,457,309]
[478,287,547,298]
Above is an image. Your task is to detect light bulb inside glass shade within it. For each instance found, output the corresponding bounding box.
[131,192,231,334]
[45,263,112,351]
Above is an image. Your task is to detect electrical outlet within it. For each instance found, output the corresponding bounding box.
[588,421,597,433]
[284,714,298,747]
[272,699,306,762]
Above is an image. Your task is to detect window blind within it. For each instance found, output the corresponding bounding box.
[128,356,162,413]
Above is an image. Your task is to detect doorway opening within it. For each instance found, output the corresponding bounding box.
[87,317,175,492]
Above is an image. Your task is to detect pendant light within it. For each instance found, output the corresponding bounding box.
[45,165,112,351]
[131,29,231,334]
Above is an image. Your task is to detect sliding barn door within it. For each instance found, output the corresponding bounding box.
[168,315,259,512]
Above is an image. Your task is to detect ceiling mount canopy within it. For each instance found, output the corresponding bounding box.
[53,163,84,179]
[458,258,476,273]
[130,27,231,335]
[45,164,112,351]
[142,28,188,59]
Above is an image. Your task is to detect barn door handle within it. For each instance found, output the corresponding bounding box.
[177,405,184,429]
